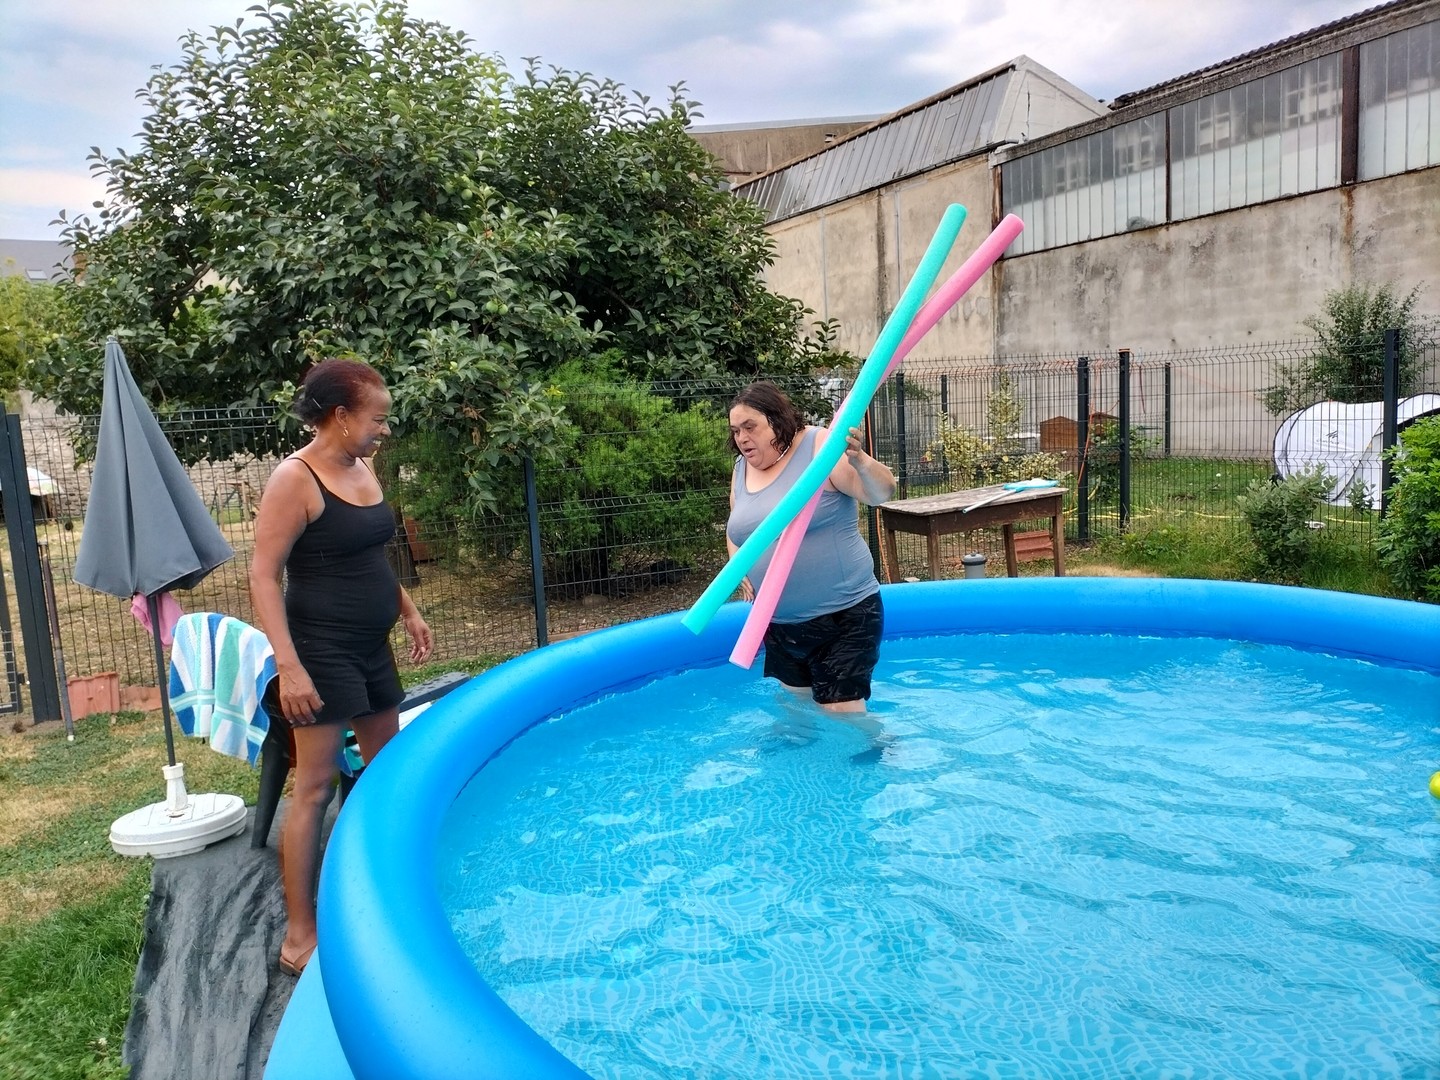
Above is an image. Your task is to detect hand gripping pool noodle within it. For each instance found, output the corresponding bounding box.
[681,203,968,636]
[729,214,1026,667]
[728,214,1026,667]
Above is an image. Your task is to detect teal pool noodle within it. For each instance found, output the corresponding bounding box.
[682,202,968,634]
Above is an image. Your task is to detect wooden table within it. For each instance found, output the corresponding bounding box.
[877,484,1066,581]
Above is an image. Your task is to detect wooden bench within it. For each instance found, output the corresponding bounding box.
[877,484,1066,581]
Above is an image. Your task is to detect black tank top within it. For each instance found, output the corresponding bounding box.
[284,457,401,637]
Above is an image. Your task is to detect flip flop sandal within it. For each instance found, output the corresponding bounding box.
[278,943,316,977]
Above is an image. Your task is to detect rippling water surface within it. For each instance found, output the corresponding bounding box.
[437,633,1440,1079]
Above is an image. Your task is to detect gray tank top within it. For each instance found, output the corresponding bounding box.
[726,427,879,623]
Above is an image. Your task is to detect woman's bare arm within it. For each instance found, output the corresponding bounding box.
[249,460,323,723]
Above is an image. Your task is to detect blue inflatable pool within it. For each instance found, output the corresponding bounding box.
[264,577,1440,1080]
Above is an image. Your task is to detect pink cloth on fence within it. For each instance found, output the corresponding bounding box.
[131,591,184,647]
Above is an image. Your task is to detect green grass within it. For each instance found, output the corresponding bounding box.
[901,454,1408,598]
[0,660,491,1080]
[0,709,257,1079]
[0,864,149,1080]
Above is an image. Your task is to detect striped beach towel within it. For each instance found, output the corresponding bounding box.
[169,613,362,775]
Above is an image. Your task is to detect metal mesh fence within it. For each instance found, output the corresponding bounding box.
[5,333,1436,711]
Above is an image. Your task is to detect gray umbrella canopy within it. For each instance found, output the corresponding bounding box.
[74,339,234,599]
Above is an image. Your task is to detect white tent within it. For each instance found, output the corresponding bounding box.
[1273,394,1440,509]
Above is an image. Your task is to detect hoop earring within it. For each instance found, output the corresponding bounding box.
[342,427,350,438]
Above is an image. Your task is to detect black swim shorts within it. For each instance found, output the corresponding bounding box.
[762,592,884,705]
[289,630,404,727]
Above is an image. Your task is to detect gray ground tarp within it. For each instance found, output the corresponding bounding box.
[121,807,321,1080]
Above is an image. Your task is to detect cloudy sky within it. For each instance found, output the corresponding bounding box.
[0,0,1371,239]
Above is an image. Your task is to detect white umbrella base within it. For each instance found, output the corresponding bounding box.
[110,792,248,859]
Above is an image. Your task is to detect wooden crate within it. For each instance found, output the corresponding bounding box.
[1013,529,1055,562]
[1039,412,1117,475]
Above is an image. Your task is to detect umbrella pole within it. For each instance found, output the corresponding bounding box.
[147,592,193,817]
[147,592,178,767]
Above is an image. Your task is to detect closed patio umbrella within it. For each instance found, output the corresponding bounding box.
[74,337,246,857]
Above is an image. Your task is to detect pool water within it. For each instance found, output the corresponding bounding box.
[437,633,1440,1079]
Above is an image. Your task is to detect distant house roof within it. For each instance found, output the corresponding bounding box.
[0,238,72,282]
[734,56,1106,223]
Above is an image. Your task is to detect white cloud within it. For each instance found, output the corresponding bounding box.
[895,0,1371,101]
[0,0,1389,237]
[0,167,106,239]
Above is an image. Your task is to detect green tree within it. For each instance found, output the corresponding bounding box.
[1263,282,1438,414]
[30,0,821,510]
[490,63,815,388]
[0,275,64,403]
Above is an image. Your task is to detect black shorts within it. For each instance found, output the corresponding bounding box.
[763,592,884,705]
[290,627,404,727]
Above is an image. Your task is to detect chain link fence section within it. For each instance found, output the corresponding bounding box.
[8,335,1435,715]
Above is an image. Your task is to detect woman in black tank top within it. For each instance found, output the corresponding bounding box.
[250,359,433,978]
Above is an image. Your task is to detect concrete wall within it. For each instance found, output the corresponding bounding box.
[761,156,1000,362]
[995,167,1440,355]
[990,166,1440,455]
[758,158,1438,458]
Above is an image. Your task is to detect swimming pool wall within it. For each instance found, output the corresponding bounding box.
[265,578,1440,1080]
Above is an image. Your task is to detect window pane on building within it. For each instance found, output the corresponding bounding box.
[1168,55,1341,221]
[1360,20,1440,178]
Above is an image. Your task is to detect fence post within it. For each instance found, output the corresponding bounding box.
[1118,348,1132,531]
[938,374,949,486]
[1076,356,1090,542]
[524,455,548,648]
[1163,362,1173,458]
[895,371,909,499]
[1380,328,1400,517]
[0,410,62,722]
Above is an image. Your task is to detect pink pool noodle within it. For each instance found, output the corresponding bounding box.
[729,215,1025,668]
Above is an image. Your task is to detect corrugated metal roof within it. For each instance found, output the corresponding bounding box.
[735,62,1019,222]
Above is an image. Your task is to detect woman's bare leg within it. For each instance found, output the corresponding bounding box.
[348,705,400,766]
[278,722,344,968]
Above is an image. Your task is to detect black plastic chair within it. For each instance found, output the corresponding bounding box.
[250,670,470,848]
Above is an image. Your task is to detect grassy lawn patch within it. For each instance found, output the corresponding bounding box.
[0,709,258,1078]
[0,862,149,1080]
[0,658,490,1079]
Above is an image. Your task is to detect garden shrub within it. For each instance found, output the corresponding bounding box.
[1375,415,1440,601]
[381,350,733,595]
[1236,468,1332,583]
[930,372,1066,487]
[524,351,733,595]
[1262,281,1437,413]
[1085,419,1158,500]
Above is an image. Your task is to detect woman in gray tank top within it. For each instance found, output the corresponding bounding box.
[726,381,896,714]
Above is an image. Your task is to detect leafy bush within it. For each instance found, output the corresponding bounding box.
[1263,282,1438,413]
[1085,419,1158,500]
[534,353,735,593]
[0,275,65,404]
[1236,468,1332,583]
[930,372,1066,487]
[384,351,732,594]
[1375,415,1440,600]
